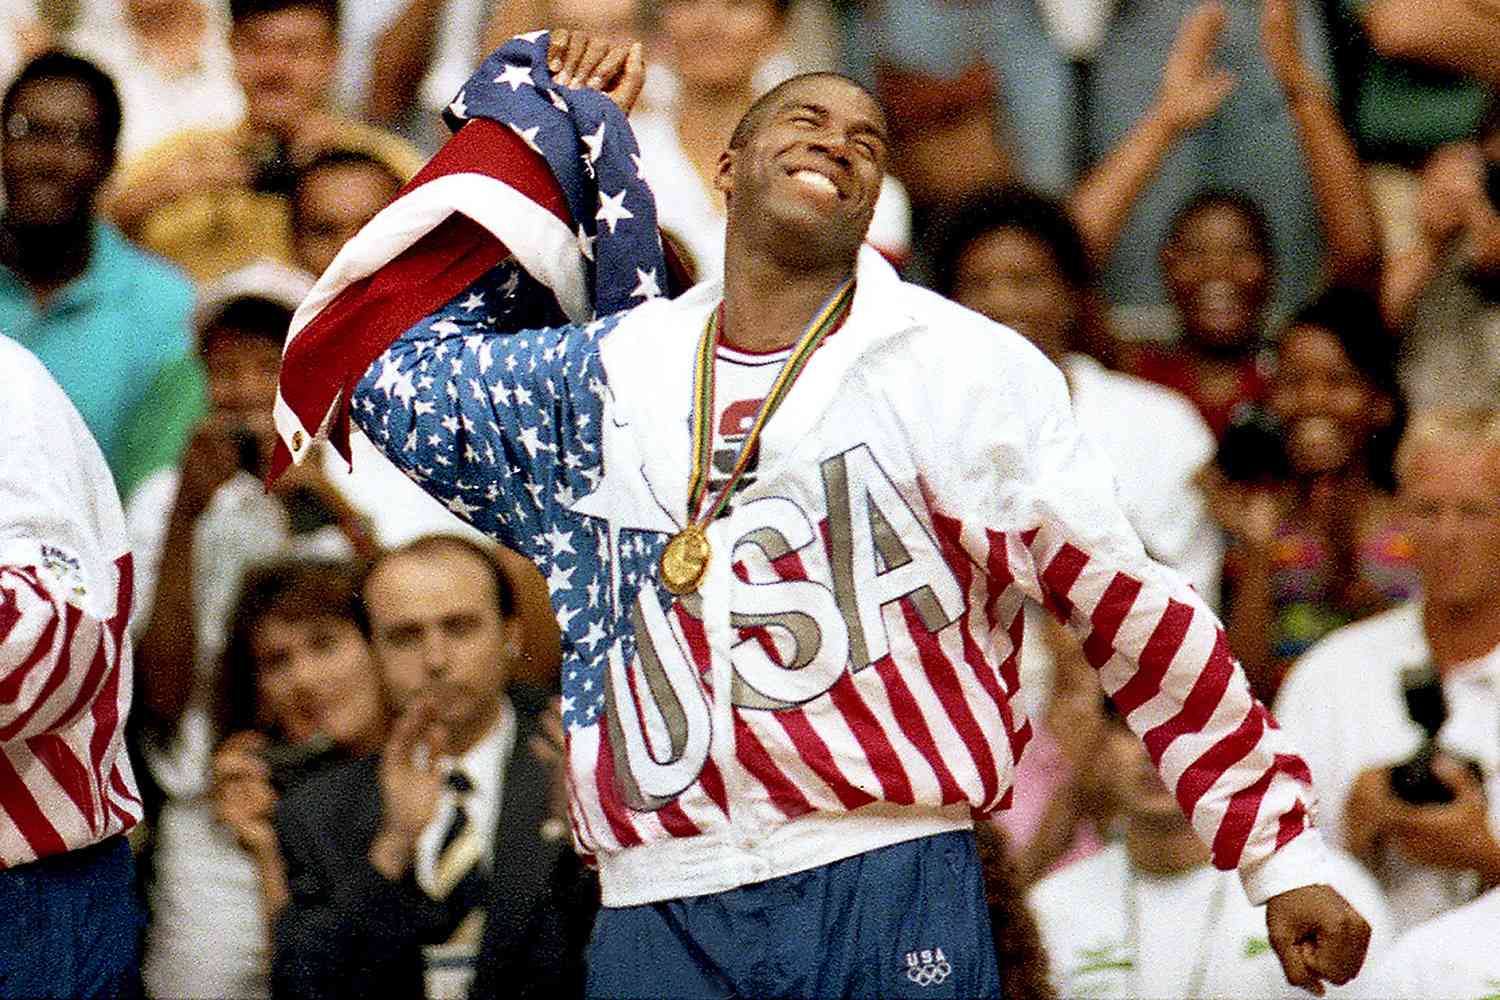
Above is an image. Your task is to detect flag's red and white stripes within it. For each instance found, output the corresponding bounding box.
[272,118,582,481]
[0,554,141,867]
[567,504,1313,879]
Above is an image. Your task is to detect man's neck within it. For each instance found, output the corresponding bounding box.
[0,215,93,306]
[1125,817,1210,876]
[719,245,855,353]
[1424,595,1500,671]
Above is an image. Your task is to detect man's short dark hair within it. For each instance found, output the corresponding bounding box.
[728,72,882,151]
[2,50,122,167]
[290,148,403,229]
[933,186,1094,300]
[357,535,518,640]
[229,0,339,26]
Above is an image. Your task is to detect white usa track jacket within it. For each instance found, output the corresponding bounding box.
[348,244,1331,908]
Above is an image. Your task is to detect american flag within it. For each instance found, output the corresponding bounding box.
[272,30,674,480]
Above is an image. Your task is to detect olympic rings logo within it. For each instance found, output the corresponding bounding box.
[904,949,952,987]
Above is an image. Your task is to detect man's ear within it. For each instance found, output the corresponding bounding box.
[715,148,735,201]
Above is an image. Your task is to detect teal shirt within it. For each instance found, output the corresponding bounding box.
[0,222,195,486]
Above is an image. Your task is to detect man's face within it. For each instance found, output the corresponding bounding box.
[1401,439,1500,614]
[230,6,337,136]
[716,77,888,265]
[364,546,516,750]
[292,161,399,278]
[1,77,111,227]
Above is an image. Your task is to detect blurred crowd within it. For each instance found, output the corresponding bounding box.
[5,0,1500,997]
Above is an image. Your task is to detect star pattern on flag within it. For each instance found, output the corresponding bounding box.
[630,267,661,300]
[596,189,634,235]
[494,62,535,91]
[356,258,674,734]
[350,30,673,735]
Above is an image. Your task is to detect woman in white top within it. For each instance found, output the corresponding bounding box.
[632,0,909,283]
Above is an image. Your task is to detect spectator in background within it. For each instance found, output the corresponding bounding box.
[632,0,909,282]
[0,50,195,489]
[290,147,404,279]
[1081,0,1348,315]
[113,145,406,494]
[105,0,425,282]
[1204,286,1416,704]
[274,536,598,1000]
[1384,104,1500,409]
[1332,0,1493,260]
[1274,406,1500,934]
[125,262,376,1000]
[366,0,493,152]
[66,0,244,162]
[0,334,145,998]
[207,561,390,979]
[1028,698,1391,1000]
[1073,0,1380,437]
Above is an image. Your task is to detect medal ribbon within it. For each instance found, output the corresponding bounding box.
[685,280,855,524]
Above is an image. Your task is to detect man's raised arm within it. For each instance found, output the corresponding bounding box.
[271,30,657,539]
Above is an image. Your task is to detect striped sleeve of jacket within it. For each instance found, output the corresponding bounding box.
[1012,355,1328,904]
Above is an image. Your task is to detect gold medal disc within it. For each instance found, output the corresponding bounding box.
[660,524,712,595]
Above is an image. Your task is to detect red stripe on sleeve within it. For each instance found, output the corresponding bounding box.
[1142,629,1236,766]
[0,602,78,742]
[982,529,1012,633]
[1210,753,1311,869]
[1173,702,1269,817]
[1109,599,1194,716]
[1083,573,1143,670]
[1038,542,1089,623]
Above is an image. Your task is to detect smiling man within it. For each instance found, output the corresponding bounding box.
[276,34,1373,999]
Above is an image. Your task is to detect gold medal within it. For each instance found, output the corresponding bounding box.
[660,524,712,595]
[659,282,853,597]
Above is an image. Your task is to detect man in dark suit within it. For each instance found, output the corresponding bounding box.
[272,535,597,999]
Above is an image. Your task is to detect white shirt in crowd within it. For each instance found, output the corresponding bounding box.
[1029,842,1392,999]
[1358,887,1500,1000]
[66,1,245,162]
[1274,602,1500,933]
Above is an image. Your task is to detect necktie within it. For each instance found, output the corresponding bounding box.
[423,769,485,1000]
[430,769,481,899]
